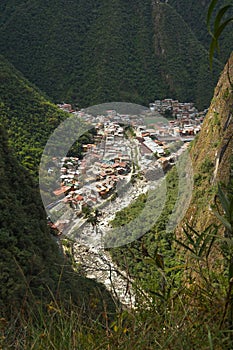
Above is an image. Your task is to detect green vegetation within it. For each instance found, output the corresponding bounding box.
[0,1,232,348]
[153,2,222,109]
[0,0,229,109]
[0,125,115,321]
[170,0,233,64]
[123,125,136,139]
[108,168,179,293]
[0,55,96,179]
[0,57,116,343]
[2,159,233,348]
[0,55,68,177]
[207,0,233,68]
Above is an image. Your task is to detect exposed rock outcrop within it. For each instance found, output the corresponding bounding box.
[177,53,233,233]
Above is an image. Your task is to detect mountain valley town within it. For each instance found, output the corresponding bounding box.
[45,98,207,239]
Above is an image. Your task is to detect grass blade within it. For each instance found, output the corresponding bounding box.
[207,0,219,30]
[213,5,232,33]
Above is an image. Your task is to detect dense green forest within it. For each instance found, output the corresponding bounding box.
[0,55,96,178]
[152,2,220,109]
[0,55,67,177]
[169,0,233,63]
[0,0,230,109]
[0,0,233,348]
[0,124,115,317]
[0,55,117,348]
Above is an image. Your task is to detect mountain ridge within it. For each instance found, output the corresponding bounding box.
[0,0,229,109]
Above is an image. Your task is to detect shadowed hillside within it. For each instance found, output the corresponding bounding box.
[0,0,227,109]
[169,0,233,63]
[0,55,69,176]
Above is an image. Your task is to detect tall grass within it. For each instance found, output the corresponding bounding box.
[0,269,232,350]
[1,187,233,349]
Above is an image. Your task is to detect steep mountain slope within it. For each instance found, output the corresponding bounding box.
[0,55,97,179]
[0,55,69,176]
[0,125,62,312]
[105,52,233,293]
[178,52,233,233]
[169,0,233,64]
[0,0,225,109]
[152,2,220,109]
[0,124,115,320]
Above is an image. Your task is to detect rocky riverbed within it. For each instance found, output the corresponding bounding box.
[73,243,135,307]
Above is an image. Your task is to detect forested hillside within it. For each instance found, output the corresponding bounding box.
[0,0,229,109]
[0,0,233,348]
[0,125,115,320]
[0,46,117,350]
[169,0,233,63]
[0,55,98,179]
[0,125,61,313]
[152,2,219,109]
[0,55,69,177]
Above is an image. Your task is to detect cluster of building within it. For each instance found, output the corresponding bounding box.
[49,100,207,233]
[76,109,145,129]
[49,122,132,225]
[57,103,75,113]
[149,98,207,120]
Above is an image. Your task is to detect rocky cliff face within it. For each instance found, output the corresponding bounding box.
[177,53,233,233]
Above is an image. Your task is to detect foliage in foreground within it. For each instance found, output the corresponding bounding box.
[0,246,232,350]
[207,0,233,68]
[2,178,233,349]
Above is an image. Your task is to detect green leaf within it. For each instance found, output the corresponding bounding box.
[205,227,218,258]
[207,0,219,30]
[207,0,233,68]
[182,226,196,247]
[208,326,214,350]
[218,185,230,216]
[209,37,218,69]
[175,239,196,255]
[198,237,210,257]
[212,209,232,232]
[214,17,233,43]
[213,5,232,34]
[185,223,201,238]
[198,226,218,258]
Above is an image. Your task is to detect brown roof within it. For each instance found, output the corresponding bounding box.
[53,186,70,196]
[75,195,84,201]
